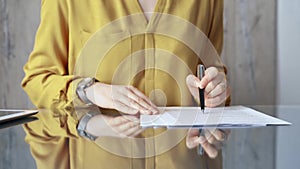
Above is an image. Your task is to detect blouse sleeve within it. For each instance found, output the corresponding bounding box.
[199,0,227,73]
[207,0,231,105]
[208,0,224,57]
[21,0,86,138]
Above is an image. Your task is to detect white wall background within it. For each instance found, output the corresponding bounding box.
[276,0,300,169]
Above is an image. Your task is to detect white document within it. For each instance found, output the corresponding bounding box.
[140,106,291,128]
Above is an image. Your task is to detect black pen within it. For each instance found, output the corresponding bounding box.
[197,64,205,155]
[197,65,205,112]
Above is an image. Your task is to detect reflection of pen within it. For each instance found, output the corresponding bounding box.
[197,64,205,155]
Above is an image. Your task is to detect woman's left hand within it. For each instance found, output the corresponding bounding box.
[186,67,230,107]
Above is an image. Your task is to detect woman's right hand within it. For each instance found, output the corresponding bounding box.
[85,82,159,115]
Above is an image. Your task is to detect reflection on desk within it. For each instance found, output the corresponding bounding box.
[3,106,296,169]
[0,116,38,130]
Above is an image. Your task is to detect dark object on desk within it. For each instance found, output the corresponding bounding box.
[0,109,38,124]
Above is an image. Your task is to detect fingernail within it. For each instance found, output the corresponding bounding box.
[199,82,205,89]
[210,151,218,159]
[196,81,201,88]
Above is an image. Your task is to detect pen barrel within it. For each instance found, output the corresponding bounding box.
[199,88,205,110]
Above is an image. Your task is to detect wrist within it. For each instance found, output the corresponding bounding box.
[86,114,116,138]
[85,83,96,105]
[77,111,100,140]
[76,77,96,105]
[86,82,114,109]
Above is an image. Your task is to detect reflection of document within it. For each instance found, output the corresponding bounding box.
[140,106,292,128]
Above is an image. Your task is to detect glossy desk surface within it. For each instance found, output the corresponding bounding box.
[0,106,298,169]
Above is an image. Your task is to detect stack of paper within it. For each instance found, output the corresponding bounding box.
[140,106,291,128]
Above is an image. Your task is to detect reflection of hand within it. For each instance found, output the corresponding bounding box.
[186,128,231,158]
[86,82,159,115]
[86,114,145,138]
[186,67,230,107]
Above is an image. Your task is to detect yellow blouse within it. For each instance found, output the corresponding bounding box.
[22,0,225,168]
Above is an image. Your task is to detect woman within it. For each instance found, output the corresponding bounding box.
[22,0,230,168]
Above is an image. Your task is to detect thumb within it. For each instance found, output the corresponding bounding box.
[186,74,201,88]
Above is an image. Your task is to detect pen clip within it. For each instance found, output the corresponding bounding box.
[197,65,205,80]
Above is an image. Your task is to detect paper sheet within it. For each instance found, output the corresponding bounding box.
[140,106,292,128]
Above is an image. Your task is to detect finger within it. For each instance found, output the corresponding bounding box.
[111,86,150,114]
[205,93,225,108]
[200,141,219,159]
[128,127,145,137]
[108,115,131,127]
[205,87,230,108]
[186,128,199,149]
[204,130,217,145]
[207,82,227,98]
[219,129,231,141]
[205,87,230,107]
[122,125,143,137]
[186,75,204,103]
[114,101,140,115]
[116,90,145,110]
[205,73,225,95]
[207,129,226,142]
[187,128,200,137]
[186,129,207,149]
[127,86,159,114]
[106,115,140,137]
[125,87,151,111]
[121,115,140,123]
[186,135,206,149]
[205,129,230,150]
[186,135,200,149]
[200,67,219,89]
[220,129,231,135]
[186,74,201,88]
[117,121,140,133]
